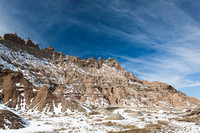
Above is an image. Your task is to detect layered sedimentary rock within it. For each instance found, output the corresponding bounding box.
[0,33,199,113]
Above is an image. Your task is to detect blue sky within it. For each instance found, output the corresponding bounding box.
[0,0,200,100]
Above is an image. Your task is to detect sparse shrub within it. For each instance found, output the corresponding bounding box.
[104,121,118,126]
[186,109,200,116]
[195,122,200,125]
[51,114,59,117]
[186,109,191,112]
[124,109,132,113]
[88,111,100,115]
[63,113,69,116]
[176,116,199,122]
[108,127,150,133]
[44,122,51,125]
[53,128,67,131]
[155,116,159,119]
[122,124,137,129]
[145,123,162,129]
[94,118,102,121]
[140,117,145,121]
[105,107,119,111]
[147,113,151,116]
[157,120,169,125]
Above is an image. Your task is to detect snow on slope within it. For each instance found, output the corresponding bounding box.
[1,41,199,110]
[0,43,105,87]
[0,103,19,115]
[0,43,72,87]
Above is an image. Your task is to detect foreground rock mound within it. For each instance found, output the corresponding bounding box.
[0,104,29,129]
[0,33,199,113]
[0,110,29,129]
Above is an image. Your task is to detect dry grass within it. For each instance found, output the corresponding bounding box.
[105,107,120,111]
[63,113,70,116]
[53,128,68,132]
[102,121,137,129]
[185,109,192,112]
[104,122,143,133]
[44,122,52,125]
[51,114,59,117]
[103,121,119,127]
[129,111,143,117]
[175,116,200,122]
[157,120,169,125]
[174,109,200,122]
[26,117,32,121]
[124,109,132,113]
[108,128,150,133]
[146,123,162,129]
[122,124,137,129]
[88,111,100,115]
[142,110,153,114]
[186,109,200,116]
[140,117,145,121]
[147,113,151,116]
[107,118,170,133]
[155,116,159,119]
[93,118,102,121]
[32,116,41,119]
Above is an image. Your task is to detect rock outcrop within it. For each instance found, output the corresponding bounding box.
[0,33,46,59]
[0,33,199,113]
[3,33,25,44]
[0,71,84,113]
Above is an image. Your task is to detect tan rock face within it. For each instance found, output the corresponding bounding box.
[0,33,199,113]
[0,71,35,109]
[25,38,35,47]
[0,71,84,113]
[0,33,48,59]
[44,46,54,53]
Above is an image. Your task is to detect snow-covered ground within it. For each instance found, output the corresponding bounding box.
[0,106,199,133]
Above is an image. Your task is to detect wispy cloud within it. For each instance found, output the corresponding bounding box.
[96,0,200,91]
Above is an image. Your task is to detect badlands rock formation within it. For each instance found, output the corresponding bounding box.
[0,33,199,113]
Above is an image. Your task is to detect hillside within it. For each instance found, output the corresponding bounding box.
[0,33,199,114]
[0,33,200,132]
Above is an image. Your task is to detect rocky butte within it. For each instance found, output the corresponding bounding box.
[0,33,200,132]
